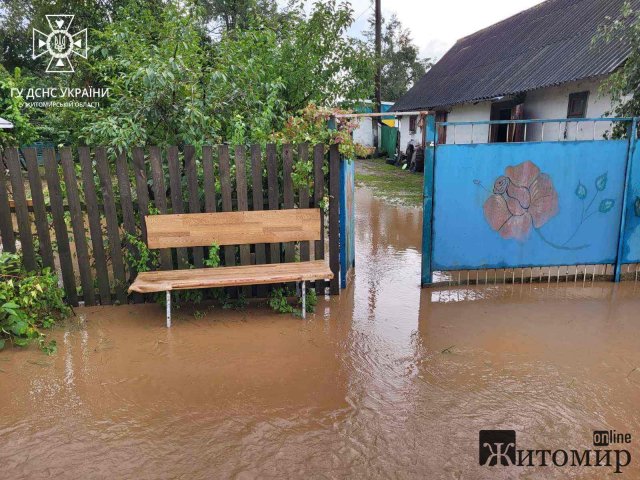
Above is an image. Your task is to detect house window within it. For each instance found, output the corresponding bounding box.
[567,91,589,118]
[409,115,417,133]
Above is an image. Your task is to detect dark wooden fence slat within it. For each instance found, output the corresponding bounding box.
[234,146,251,296]
[235,146,251,266]
[282,144,295,264]
[149,146,172,270]
[219,145,235,267]
[167,146,189,268]
[329,144,340,295]
[202,145,217,213]
[298,143,310,263]
[95,148,128,305]
[43,148,78,305]
[266,143,280,264]
[24,147,55,270]
[60,147,95,306]
[5,148,37,271]
[0,155,16,253]
[167,146,188,268]
[115,150,138,286]
[132,147,149,242]
[313,143,326,293]
[250,144,267,297]
[79,146,111,304]
[184,145,204,268]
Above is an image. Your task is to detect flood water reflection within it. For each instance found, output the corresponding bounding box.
[1,188,640,479]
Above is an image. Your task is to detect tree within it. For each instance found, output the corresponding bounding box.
[0,0,374,147]
[366,13,431,101]
[597,1,640,122]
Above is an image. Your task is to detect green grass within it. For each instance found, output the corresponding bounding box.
[355,159,423,207]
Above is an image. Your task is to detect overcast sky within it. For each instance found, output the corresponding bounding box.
[347,0,546,61]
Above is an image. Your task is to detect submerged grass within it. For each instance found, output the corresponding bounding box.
[355,158,423,207]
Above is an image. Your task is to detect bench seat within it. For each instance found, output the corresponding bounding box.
[128,260,333,294]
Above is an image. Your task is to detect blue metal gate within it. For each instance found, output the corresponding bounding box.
[421,116,640,285]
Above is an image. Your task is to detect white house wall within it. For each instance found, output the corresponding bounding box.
[442,77,618,144]
[352,117,374,147]
[523,78,614,141]
[445,102,492,144]
[398,117,422,153]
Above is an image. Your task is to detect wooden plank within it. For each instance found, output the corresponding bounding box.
[266,143,280,264]
[184,145,204,268]
[129,260,334,293]
[0,155,16,253]
[313,143,326,293]
[282,144,295,264]
[146,209,322,248]
[115,149,141,304]
[218,145,235,267]
[148,146,172,270]
[167,146,188,268]
[250,144,267,297]
[79,146,111,304]
[5,148,37,271]
[329,143,340,295]
[95,148,127,305]
[43,148,78,305]
[60,147,95,306]
[132,147,150,242]
[202,145,217,213]
[23,147,55,270]
[298,143,311,263]
[235,146,251,297]
[235,146,251,266]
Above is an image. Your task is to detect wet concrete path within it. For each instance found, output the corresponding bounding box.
[1,187,640,479]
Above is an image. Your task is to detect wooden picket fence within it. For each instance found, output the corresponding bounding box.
[0,143,341,306]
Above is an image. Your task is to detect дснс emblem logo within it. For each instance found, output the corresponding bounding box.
[32,15,87,73]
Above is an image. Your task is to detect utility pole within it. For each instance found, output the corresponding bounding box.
[374,0,382,150]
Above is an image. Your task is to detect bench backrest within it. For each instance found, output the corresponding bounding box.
[145,208,322,249]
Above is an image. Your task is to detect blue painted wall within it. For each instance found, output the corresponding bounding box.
[622,131,640,264]
[340,158,356,288]
[431,141,630,270]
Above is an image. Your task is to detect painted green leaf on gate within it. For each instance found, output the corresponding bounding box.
[595,172,608,191]
[635,196,640,217]
[575,182,587,199]
[599,199,615,213]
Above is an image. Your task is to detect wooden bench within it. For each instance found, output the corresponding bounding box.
[128,208,333,326]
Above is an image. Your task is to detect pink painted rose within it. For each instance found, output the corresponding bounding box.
[483,161,559,241]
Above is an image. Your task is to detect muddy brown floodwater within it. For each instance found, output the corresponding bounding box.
[2,187,640,479]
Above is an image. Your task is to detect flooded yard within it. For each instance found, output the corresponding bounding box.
[2,187,640,479]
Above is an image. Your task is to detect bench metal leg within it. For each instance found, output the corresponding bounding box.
[301,281,306,319]
[166,291,171,328]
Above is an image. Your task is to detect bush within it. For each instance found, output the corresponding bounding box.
[0,253,70,354]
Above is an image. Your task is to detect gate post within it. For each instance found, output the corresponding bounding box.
[614,117,638,282]
[339,157,356,288]
[421,113,436,286]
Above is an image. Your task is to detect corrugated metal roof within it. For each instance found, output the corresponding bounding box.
[391,0,636,112]
[0,117,13,129]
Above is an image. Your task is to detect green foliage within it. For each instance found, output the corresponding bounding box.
[0,0,374,147]
[596,1,640,133]
[204,243,221,268]
[0,253,70,354]
[365,13,432,101]
[268,286,317,315]
[268,287,295,314]
[0,66,38,146]
[123,233,159,273]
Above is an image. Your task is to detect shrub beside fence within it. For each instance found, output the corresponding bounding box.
[0,143,341,306]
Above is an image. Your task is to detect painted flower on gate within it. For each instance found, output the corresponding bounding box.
[483,161,558,241]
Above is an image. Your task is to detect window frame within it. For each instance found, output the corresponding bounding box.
[409,115,417,133]
[567,91,589,119]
